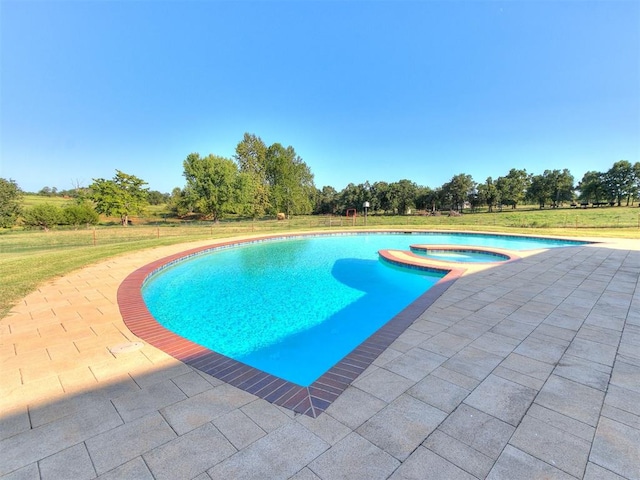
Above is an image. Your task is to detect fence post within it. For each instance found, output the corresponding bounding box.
[93,228,96,246]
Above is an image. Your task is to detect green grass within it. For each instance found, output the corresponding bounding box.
[22,194,75,208]
[1,205,639,319]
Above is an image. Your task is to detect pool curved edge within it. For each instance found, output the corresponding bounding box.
[116,233,465,418]
[410,244,514,260]
[378,244,520,273]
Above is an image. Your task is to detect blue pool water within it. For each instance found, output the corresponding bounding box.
[142,232,585,385]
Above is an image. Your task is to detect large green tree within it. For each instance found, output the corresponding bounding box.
[633,162,640,205]
[234,133,270,217]
[477,177,499,212]
[338,183,368,215]
[234,172,270,219]
[90,170,149,226]
[182,153,239,221]
[527,173,551,208]
[167,187,192,217]
[0,178,23,228]
[264,143,315,216]
[358,181,377,213]
[389,179,418,215]
[415,186,440,213]
[314,186,339,215]
[235,133,268,177]
[371,181,392,214]
[578,171,607,204]
[527,169,574,208]
[147,190,169,205]
[441,174,474,212]
[604,160,636,206]
[496,168,528,209]
[38,186,58,197]
[547,169,575,207]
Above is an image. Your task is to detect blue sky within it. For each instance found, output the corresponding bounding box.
[1,0,638,194]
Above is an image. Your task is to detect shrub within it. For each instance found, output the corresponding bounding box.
[22,203,62,231]
[63,203,99,228]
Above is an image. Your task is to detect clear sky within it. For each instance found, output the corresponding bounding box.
[1,0,638,194]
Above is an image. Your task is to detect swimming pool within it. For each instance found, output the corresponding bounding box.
[141,232,585,386]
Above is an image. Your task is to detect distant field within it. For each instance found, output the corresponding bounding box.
[129,204,640,235]
[19,196,639,231]
[1,204,638,319]
[22,195,75,208]
[22,194,168,214]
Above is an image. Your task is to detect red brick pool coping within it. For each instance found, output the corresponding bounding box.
[117,233,466,417]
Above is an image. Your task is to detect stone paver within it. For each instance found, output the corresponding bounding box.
[208,422,329,480]
[487,445,577,480]
[1,235,638,479]
[437,404,516,459]
[39,443,96,480]
[0,400,122,476]
[356,394,446,461]
[96,457,154,480]
[590,417,640,479]
[464,374,537,426]
[351,367,416,403]
[85,412,177,475]
[423,429,495,478]
[535,375,605,427]
[407,373,470,413]
[142,422,236,480]
[509,415,591,477]
[212,409,267,450]
[389,446,476,480]
[307,432,399,480]
[442,346,504,381]
[112,379,187,421]
[160,383,255,435]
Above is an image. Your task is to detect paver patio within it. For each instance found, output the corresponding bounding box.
[1,234,638,479]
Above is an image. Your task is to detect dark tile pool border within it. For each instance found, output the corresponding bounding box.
[117,232,465,417]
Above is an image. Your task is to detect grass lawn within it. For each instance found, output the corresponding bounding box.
[22,195,75,208]
[1,205,639,319]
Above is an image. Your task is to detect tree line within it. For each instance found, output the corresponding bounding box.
[319,162,640,216]
[1,132,639,229]
[167,135,639,218]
